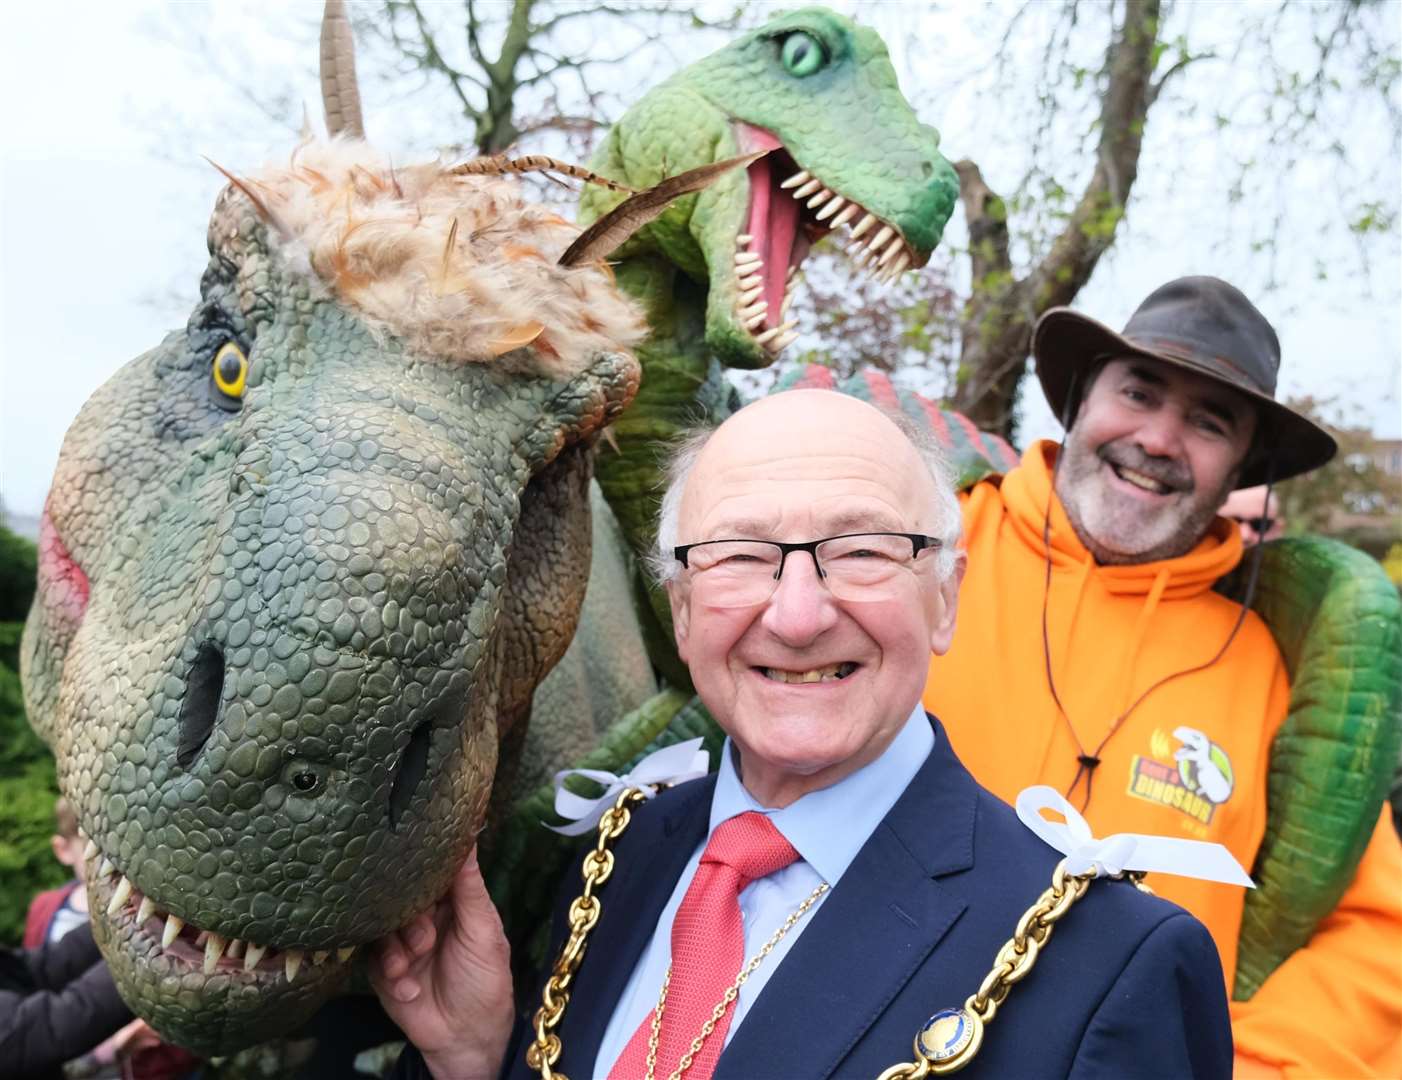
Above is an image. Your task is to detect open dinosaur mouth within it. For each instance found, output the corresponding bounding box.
[84,836,357,984]
[734,123,921,357]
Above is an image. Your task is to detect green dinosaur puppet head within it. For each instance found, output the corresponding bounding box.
[19,136,645,1053]
[581,6,959,369]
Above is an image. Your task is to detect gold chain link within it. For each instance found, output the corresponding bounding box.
[526,787,648,1080]
[877,862,1150,1077]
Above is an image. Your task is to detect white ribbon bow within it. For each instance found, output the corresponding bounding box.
[1015,786,1255,887]
[546,738,711,836]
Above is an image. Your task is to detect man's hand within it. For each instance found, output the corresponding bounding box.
[371,849,515,1080]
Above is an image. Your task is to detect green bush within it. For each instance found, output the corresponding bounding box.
[0,525,65,946]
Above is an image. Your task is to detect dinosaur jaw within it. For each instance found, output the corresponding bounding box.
[84,834,363,1053]
[733,123,923,358]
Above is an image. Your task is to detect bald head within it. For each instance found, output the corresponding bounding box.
[653,390,961,581]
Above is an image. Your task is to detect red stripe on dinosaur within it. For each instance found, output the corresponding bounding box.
[791,366,836,390]
[911,392,953,448]
[38,507,90,623]
[860,369,902,411]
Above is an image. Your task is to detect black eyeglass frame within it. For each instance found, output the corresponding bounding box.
[673,532,944,582]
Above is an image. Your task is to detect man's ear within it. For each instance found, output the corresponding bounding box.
[51,834,74,869]
[666,580,692,663]
[928,551,966,656]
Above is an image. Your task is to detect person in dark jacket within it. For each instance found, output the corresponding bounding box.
[0,922,133,1079]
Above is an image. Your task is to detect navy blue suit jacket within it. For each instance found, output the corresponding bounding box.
[404,718,1232,1079]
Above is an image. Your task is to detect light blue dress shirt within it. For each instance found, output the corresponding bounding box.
[591,705,934,1078]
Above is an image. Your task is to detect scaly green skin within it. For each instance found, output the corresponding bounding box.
[19,184,638,1054]
[1229,538,1402,999]
[578,8,959,675]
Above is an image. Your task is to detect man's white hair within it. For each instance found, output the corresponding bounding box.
[649,403,963,584]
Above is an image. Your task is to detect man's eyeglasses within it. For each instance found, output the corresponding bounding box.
[1243,517,1276,534]
[673,532,943,608]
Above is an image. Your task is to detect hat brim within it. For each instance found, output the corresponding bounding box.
[1032,307,1337,487]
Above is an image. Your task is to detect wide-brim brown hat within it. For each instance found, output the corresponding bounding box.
[1033,276,1336,487]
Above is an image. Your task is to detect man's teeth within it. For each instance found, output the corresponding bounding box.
[1113,464,1171,493]
[83,842,356,983]
[763,663,856,684]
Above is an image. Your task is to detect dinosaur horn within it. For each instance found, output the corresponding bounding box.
[321,0,365,139]
[558,151,766,267]
[450,155,637,194]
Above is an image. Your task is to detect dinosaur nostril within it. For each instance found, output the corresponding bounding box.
[177,643,225,768]
[388,721,432,830]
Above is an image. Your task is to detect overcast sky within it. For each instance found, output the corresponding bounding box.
[2,1,1398,522]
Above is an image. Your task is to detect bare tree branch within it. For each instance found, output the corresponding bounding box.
[953,0,1162,435]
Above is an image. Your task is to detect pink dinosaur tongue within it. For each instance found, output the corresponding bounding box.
[737,124,797,332]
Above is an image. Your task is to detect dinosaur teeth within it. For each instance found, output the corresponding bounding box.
[806,188,833,209]
[99,856,115,879]
[313,950,330,966]
[830,203,860,228]
[739,301,768,321]
[868,225,895,253]
[737,272,763,290]
[83,838,99,861]
[781,292,795,319]
[792,177,822,199]
[734,253,761,270]
[850,213,878,240]
[244,943,267,972]
[136,896,157,925]
[107,876,134,917]
[815,196,847,221]
[755,319,797,346]
[735,233,753,246]
[285,949,304,983]
[227,938,245,960]
[738,286,764,307]
[744,310,767,329]
[877,238,905,268]
[770,330,800,353]
[162,915,185,950]
[204,933,227,975]
[882,252,912,281]
[337,946,356,963]
[779,170,811,190]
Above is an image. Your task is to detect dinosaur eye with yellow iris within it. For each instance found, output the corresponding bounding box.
[210,342,248,410]
[780,32,825,78]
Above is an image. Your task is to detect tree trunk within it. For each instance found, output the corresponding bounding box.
[952,0,1161,437]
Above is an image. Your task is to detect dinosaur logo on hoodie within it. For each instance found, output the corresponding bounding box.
[1172,726,1235,804]
[1128,726,1235,826]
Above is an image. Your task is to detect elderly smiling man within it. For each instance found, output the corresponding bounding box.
[373,390,1231,1080]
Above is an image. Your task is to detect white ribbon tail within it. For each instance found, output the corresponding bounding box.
[1015,785,1254,888]
[546,739,710,836]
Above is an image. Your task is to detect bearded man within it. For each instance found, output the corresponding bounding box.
[924,276,1402,1079]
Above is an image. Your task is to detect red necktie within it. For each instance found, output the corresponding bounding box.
[607,812,799,1080]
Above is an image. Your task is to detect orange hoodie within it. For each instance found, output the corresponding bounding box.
[925,441,1402,1077]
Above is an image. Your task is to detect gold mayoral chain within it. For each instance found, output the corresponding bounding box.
[526,787,1149,1080]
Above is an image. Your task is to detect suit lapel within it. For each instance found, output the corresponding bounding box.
[716,719,980,1080]
[565,776,714,1078]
